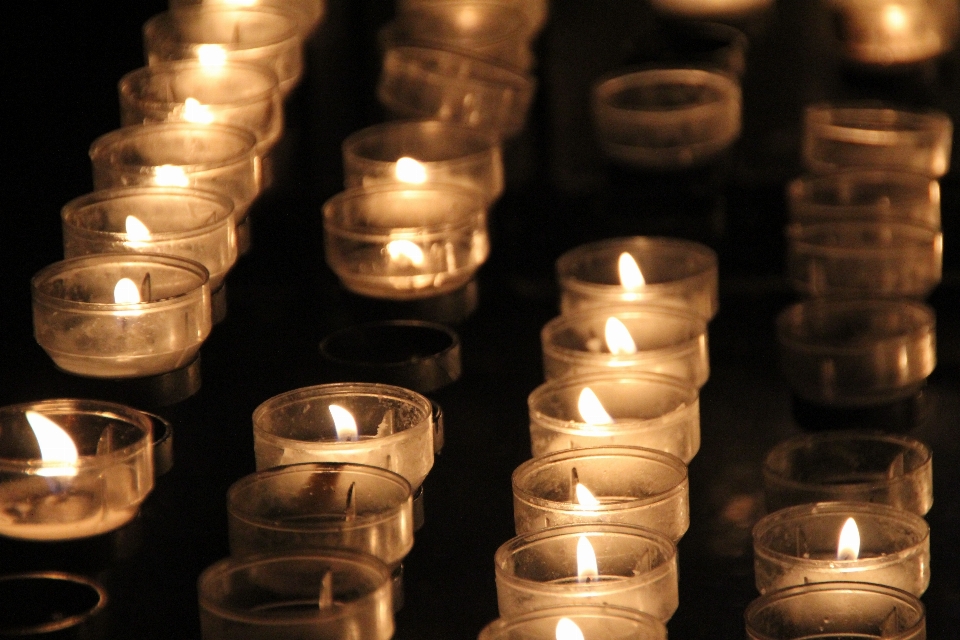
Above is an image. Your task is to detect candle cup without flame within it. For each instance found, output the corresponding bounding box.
[0,572,108,638]
[32,254,212,380]
[197,551,393,640]
[494,523,679,621]
[0,399,154,541]
[478,605,667,640]
[762,431,932,516]
[556,237,718,320]
[169,0,325,38]
[512,446,689,542]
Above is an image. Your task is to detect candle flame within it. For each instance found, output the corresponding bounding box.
[575,482,600,506]
[555,618,585,640]
[197,44,228,67]
[882,4,909,32]
[604,317,637,355]
[182,97,215,125]
[618,252,645,290]
[386,239,425,267]
[577,387,613,425]
[329,404,359,441]
[576,535,599,582]
[394,157,428,184]
[25,411,79,478]
[225,0,257,5]
[837,517,860,561]
[153,165,190,188]
[124,215,151,241]
[114,278,142,304]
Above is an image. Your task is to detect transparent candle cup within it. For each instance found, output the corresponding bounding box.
[478,605,667,640]
[32,254,212,379]
[377,46,537,139]
[252,383,436,491]
[494,523,679,622]
[61,186,237,292]
[342,120,504,204]
[541,305,710,388]
[323,184,489,301]
[397,0,548,36]
[143,6,303,97]
[556,236,718,320]
[527,371,701,463]
[762,431,933,516]
[744,582,926,640]
[648,0,774,20]
[787,170,941,228]
[169,0,325,38]
[0,572,108,637]
[118,61,283,155]
[197,551,394,640]
[511,446,689,542]
[786,220,943,299]
[802,103,952,177]
[89,122,260,255]
[0,399,154,541]
[591,67,742,169]
[776,299,936,407]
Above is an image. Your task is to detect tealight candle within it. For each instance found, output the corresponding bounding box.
[198,551,394,640]
[0,399,154,541]
[745,582,925,640]
[143,6,303,97]
[802,103,953,177]
[494,523,679,621]
[527,371,700,462]
[342,120,504,204]
[753,501,929,596]
[762,431,933,516]
[0,572,108,637]
[478,605,667,640]
[556,237,718,320]
[397,0,549,36]
[541,305,709,387]
[322,184,489,300]
[169,0,325,38]
[32,254,212,379]
[512,447,689,542]
[827,0,955,66]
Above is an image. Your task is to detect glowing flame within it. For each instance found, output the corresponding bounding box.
[556,618,585,640]
[329,404,359,441]
[225,0,257,5]
[386,240,425,267]
[153,165,190,188]
[882,4,909,33]
[114,278,141,304]
[618,252,645,290]
[25,411,79,478]
[182,97,215,125]
[577,388,613,425]
[604,317,637,355]
[576,535,599,582]
[394,157,428,184]
[837,517,860,561]
[124,215,151,241]
[197,44,228,67]
[575,482,600,506]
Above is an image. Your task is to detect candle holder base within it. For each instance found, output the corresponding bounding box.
[391,563,405,613]
[790,388,931,433]
[212,283,228,325]
[0,572,108,639]
[50,355,202,408]
[413,485,425,532]
[0,517,144,574]
[343,280,479,326]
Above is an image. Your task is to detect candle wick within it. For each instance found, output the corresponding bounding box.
[344,482,356,522]
[232,22,241,44]
[887,452,905,479]
[569,467,580,503]
[318,570,334,610]
[140,272,152,303]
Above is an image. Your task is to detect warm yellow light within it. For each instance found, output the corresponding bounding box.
[124,215,151,241]
[386,239,426,267]
[153,165,190,188]
[618,252,645,290]
[394,157,428,184]
[225,0,257,5]
[576,535,599,582]
[197,44,228,67]
[555,618,585,640]
[837,517,860,561]
[25,411,79,478]
[604,317,637,355]
[329,404,359,441]
[577,387,613,425]
[882,4,909,33]
[575,482,600,506]
[114,278,142,304]
[182,97,215,125]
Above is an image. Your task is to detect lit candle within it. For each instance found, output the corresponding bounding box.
[397,0,549,36]
[828,0,954,66]
[478,605,668,640]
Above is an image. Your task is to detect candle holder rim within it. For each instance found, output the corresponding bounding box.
[119,60,281,108]
[342,119,501,166]
[0,571,109,636]
[479,603,668,640]
[147,5,300,48]
[592,65,741,121]
[786,219,942,254]
[385,1,531,45]
[381,44,536,91]
[556,236,718,288]
[788,169,940,200]
[319,319,460,368]
[805,101,953,138]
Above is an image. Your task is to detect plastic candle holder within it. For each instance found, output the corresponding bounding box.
[89,122,260,255]
[342,120,504,204]
[762,431,933,516]
[397,0,548,36]
[556,237,718,320]
[198,551,394,640]
[802,103,952,177]
[478,605,667,640]
[494,523,679,621]
[512,446,689,542]
[786,220,943,299]
[32,254,212,379]
[541,305,709,387]
[323,184,489,301]
[169,0,325,38]
[787,170,941,228]
[0,399,154,541]
[776,299,936,407]
[752,501,929,596]
[377,46,537,139]
[744,582,926,640]
[648,0,774,20]
[592,68,741,169]
[143,6,303,97]
[527,371,700,462]
[0,572,108,637]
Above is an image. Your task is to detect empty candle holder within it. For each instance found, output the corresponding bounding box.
[744,582,926,640]
[762,431,933,516]
[541,304,709,388]
[342,120,504,204]
[512,446,689,542]
[802,103,952,176]
[478,605,667,640]
[527,371,700,462]
[323,184,489,301]
[0,572,108,637]
[198,550,394,640]
[786,220,943,299]
[377,46,537,139]
[494,523,679,621]
[0,399,154,541]
[32,254,212,380]
[89,122,260,255]
[787,170,941,228]
[169,0,325,38]
[556,237,718,320]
